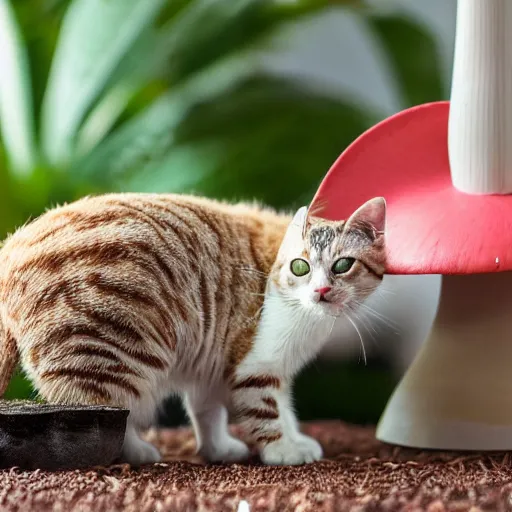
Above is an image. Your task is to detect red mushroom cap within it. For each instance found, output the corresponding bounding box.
[311,101,512,275]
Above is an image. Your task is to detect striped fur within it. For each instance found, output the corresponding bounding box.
[0,193,386,466]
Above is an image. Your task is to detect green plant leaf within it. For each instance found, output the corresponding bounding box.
[0,0,37,176]
[170,75,376,208]
[158,0,364,85]
[268,0,363,20]
[73,26,166,156]
[72,57,253,185]
[40,0,166,168]
[68,0,370,178]
[75,0,271,150]
[75,82,139,157]
[367,12,445,107]
[98,75,376,209]
[122,142,225,194]
[161,0,275,83]
[11,0,70,125]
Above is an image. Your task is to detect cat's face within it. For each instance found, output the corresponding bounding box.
[270,198,386,316]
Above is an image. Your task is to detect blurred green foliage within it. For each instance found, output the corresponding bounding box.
[1,0,443,422]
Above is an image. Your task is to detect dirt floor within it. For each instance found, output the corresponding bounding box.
[1,421,512,511]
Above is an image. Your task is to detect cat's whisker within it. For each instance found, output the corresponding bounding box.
[352,309,380,338]
[356,313,381,350]
[348,306,378,344]
[344,312,367,366]
[375,287,397,297]
[327,315,337,340]
[350,302,378,329]
[344,303,371,338]
[244,304,265,325]
[266,293,301,308]
[356,302,400,332]
[235,266,268,279]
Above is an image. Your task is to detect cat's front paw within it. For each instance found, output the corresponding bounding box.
[199,435,250,463]
[122,437,161,466]
[260,435,322,465]
[295,433,323,460]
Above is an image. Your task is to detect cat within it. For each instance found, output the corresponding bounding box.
[0,193,386,466]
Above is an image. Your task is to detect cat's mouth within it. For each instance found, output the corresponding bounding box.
[313,296,341,314]
[311,291,343,314]
[313,294,346,316]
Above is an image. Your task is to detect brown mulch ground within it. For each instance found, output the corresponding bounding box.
[1,421,512,511]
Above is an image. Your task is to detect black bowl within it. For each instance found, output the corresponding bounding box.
[0,400,129,470]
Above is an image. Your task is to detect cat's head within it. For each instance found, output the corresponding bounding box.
[269,197,386,316]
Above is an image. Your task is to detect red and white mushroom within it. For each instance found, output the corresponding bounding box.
[311,0,512,449]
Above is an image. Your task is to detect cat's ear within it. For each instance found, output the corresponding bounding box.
[278,206,308,259]
[345,197,386,235]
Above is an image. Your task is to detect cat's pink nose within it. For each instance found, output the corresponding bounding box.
[315,286,332,296]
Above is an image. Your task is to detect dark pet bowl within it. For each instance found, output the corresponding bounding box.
[0,400,129,470]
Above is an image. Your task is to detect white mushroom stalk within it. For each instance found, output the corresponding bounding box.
[449,0,512,194]
[376,0,512,450]
[377,273,512,449]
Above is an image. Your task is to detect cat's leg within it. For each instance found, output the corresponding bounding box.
[121,422,161,466]
[23,331,164,467]
[279,391,323,459]
[230,372,323,465]
[120,396,163,466]
[184,386,250,463]
[36,378,161,466]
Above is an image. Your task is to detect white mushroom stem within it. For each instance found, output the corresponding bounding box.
[376,0,512,450]
[449,0,512,194]
[377,274,512,450]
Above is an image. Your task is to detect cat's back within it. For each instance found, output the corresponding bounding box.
[0,193,289,349]
[1,193,229,265]
[1,193,276,266]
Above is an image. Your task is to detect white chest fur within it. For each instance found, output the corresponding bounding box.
[247,289,336,377]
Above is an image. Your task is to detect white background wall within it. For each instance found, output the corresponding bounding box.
[260,0,458,372]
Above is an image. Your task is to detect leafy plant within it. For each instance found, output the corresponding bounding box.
[1,0,444,411]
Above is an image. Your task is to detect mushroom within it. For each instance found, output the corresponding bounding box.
[310,0,512,449]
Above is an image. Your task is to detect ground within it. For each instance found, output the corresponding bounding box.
[1,422,511,511]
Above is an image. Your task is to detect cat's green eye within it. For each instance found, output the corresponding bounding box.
[332,257,355,275]
[290,258,310,277]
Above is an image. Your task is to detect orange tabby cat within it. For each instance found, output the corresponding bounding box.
[0,193,385,466]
